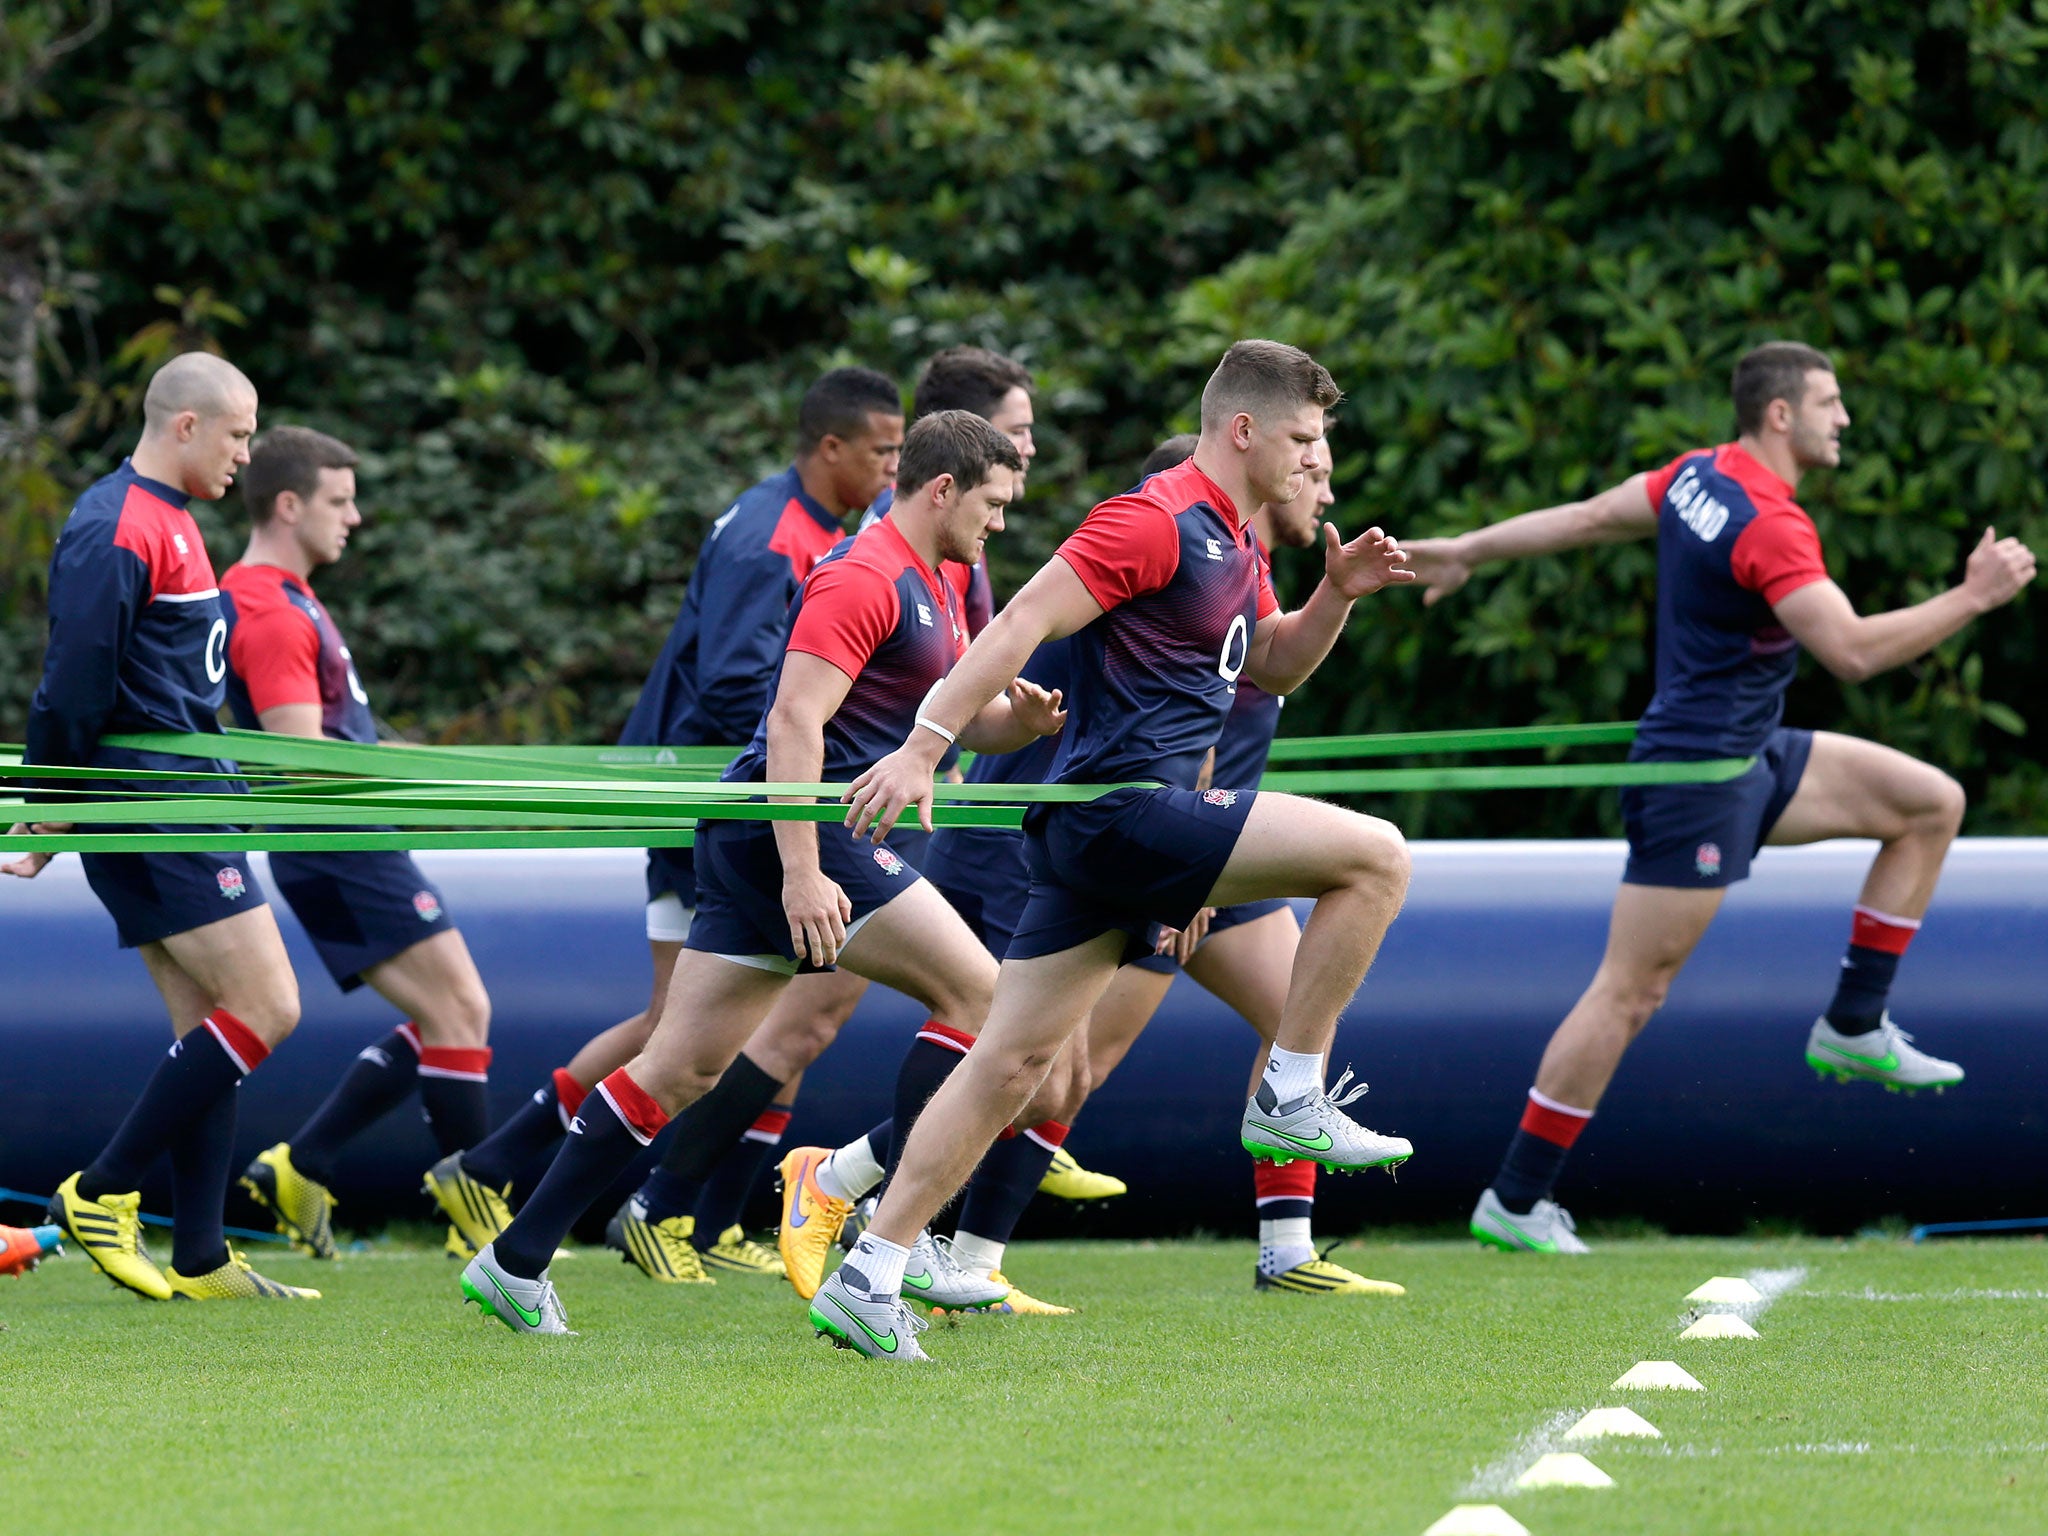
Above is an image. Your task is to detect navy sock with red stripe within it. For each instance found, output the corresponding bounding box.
[462,1068,582,1189]
[418,1043,492,1157]
[690,1106,791,1246]
[1826,905,1919,1036]
[292,1025,422,1185]
[635,1054,782,1223]
[1490,1089,1593,1214]
[957,1122,1065,1247]
[493,1069,669,1280]
[80,1009,270,1200]
[885,1021,974,1180]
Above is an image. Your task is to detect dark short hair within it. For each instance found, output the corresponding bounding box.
[241,426,358,525]
[1732,342,1835,436]
[896,410,1024,499]
[1199,340,1341,433]
[797,367,902,451]
[912,346,1033,422]
[1138,433,1199,480]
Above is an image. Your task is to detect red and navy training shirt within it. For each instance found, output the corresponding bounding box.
[620,466,847,750]
[25,459,234,776]
[1209,540,1284,790]
[218,564,378,744]
[1633,442,1830,760]
[724,514,968,784]
[1051,458,1279,790]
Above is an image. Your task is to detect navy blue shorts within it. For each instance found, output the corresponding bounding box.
[686,819,924,974]
[82,844,269,949]
[1620,727,1813,889]
[1129,897,1292,976]
[1008,786,1257,964]
[924,826,1031,953]
[268,850,455,991]
[644,844,696,905]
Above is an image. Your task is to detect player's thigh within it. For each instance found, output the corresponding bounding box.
[359,928,491,1046]
[634,949,791,1096]
[1183,905,1300,1042]
[840,879,997,1032]
[1765,730,1963,846]
[1083,965,1178,1084]
[743,967,871,1079]
[1598,882,1725,991]
[154,904,300,1042]
[137,942,218,1038]
[1205,792,1409,908]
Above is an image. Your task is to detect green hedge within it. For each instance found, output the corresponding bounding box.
[3,0,2042,834]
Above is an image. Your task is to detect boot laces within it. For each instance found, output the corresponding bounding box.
[1326,1066,1370,1110]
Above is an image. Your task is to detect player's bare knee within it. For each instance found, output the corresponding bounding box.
[1338,815,1410,900]
[419,984,490,1048]
[1920,770,1965,838]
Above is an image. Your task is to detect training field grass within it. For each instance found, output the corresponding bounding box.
[7,1233,2047,1535]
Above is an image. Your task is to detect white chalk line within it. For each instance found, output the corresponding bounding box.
[1807,1286,2048,1302]
[1459,1408,1584,1498]
[1658,1440,2048,1459]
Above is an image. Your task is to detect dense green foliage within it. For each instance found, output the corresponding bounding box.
[4,0,2044,832]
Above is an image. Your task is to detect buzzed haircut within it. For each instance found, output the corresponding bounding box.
[1198,340,1341,433]
[241,426,359,526]
[912,346,1033,422]
[1138,432,1199,481]
[142,351,256,430]
[797,366,902,452]
[896,409,1023,499]
[1732,341,1835,436]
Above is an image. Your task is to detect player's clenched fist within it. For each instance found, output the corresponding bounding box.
[1963,526,2037,611]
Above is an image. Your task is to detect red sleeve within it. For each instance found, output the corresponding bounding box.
[1641,451,1701,514]
[1055,496,1182,611]
[229,600,321,713]
[786,561,900,680]
[1731,509,1830,605]
[1254,547,1278,620]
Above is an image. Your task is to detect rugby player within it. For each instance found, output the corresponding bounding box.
[7,353,315,1301]
[458,412,1064,1333]
[423,368,904,1284]
[214,427,495,1261]
[817,340,1417,1360]
[1400,341,2038,1254]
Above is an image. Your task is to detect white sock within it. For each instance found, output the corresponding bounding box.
[1263,1045,1324,1105]
[844,1232,909,1296]
[817,1137,884,1203]
[949,1231,1005,1279]
[1259,1216,1314,1275]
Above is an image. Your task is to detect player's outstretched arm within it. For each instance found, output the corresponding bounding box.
[1404,472,1658,607]
[845,558,1104,840]
[1774,527,2037,684]
[1243,523,1414,695]
[765,653,857,967]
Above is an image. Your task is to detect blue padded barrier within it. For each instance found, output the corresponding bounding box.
[2,841,2042,1237]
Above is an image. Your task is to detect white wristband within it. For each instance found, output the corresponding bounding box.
[914,715,957,746]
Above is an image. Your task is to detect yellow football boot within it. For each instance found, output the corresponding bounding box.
[615,1211,713,1284]
[47,1172,171,1301]
[422,1151,513,1254]
[443,1225,476,1260]
[165,1247,321,1299]
[1255,1248,1405,1297]
[700,1223,787,1279]
[776,1146,850,1300]
[929,1268,1075,1318]
[238,1143,338,1260]
[1037,1146,1127,1201]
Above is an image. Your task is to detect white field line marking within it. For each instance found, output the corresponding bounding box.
[1677,1264,1807,1329]
[1660,1440,2048,1459]
[1460,1409,1584,1499]
[1808,1286,2048,1302]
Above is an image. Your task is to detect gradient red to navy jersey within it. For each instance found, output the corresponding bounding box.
[1632,442,1830,762]
[724,514,967,784]
[1052,458,1278,790]
[1208,540,1283,792]
[25,460,232,774]
[219,563,379,744]
[619,466,846,751]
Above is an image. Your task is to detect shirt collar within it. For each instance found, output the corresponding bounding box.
[1181,461,1243,530]
[787,465,843,533]
[121,458,192,510]
[1720,441,1796,499]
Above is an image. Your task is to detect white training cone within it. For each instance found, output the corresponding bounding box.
[1681,1312,1760,1340]
[1422,1506,1532,1536]
[1686,1275,1763,1305]
[1517,1452,1616,1490]
[1613,1360,1705,1391]
[1564,1406,1662,1441]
